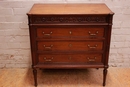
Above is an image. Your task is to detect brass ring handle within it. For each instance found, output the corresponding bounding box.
[88,31,98,36]
[43,32,52,36]
[88,45,97,49]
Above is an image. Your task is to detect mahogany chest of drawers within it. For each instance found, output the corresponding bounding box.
[27,4,114,87]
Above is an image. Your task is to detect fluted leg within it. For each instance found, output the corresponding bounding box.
[103,68,108,86]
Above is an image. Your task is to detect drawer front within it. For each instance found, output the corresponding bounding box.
[37,28,104,39]
[38,54,102,63]
[37,41,103,51]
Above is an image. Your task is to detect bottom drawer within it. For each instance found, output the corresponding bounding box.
[38,54,103,63]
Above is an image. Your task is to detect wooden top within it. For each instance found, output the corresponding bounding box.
[27,3,114,15]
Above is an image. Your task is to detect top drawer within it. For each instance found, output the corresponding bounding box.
[29,15,109,24]
[36,27,105,39]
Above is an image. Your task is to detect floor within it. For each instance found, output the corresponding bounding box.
[0,67,130,87]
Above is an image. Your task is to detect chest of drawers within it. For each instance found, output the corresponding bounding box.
[27,4,114,87]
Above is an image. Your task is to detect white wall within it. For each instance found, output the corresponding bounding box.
[0,0,130,68]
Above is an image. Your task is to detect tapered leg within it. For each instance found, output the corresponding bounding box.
[33,68,37,87]
[103,68,108,86]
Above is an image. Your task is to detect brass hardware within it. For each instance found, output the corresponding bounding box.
[88,31,98,36]
[88,45,97,49]
[87,57,96,61]
[42,32,52,36]
[69,31,72,34]
[69,44,72,47]
[44,45,53,50]
[44,57,53,62]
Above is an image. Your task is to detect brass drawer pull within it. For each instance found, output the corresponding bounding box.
[88,31,98,36]
[44,57,53,62]
[87,57,96,61]
[88,45,97,49]
[44,45,53,50]
[42,32,52,36]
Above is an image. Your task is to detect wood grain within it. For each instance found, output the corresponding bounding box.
[27,4,113,15]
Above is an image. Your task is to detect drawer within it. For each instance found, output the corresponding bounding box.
[37,27,104,39]
[37,41,103,51]
[38,54,102,63]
